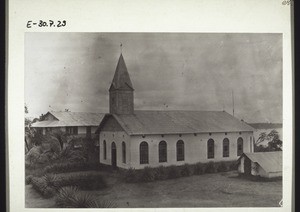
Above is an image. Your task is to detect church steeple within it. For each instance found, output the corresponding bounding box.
[109,54,133,91]
[109,54,134,114]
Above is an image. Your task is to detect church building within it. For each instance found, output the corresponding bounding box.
[96,54,255,169]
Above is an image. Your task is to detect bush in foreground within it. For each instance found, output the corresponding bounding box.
[31,172,107,198]
[56,186,116,208]
[122,160,237,183]
[167,165,181,179]
[31,175,59,198]
[154,166,168,180]
[193,163,205,175]
[205,161,217,173]
[123,168,139,183]
[180,163,194,177]
[140,167,156,182]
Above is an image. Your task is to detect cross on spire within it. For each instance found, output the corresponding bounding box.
[120,43,123,54]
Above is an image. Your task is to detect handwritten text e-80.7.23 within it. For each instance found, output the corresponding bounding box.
[27,20,67,28]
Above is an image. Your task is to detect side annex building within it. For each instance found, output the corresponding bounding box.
[96,54,255,169]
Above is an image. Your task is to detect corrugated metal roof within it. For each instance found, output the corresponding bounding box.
[242,151,282,173]
[32,112,105,127]
[97,110,254,135]
[248,123,282,129]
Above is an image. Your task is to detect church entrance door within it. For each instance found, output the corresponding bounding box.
[111,142,117,168]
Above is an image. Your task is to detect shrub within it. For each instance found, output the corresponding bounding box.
[55,186,78,207]
[205,161,217,173]
[193,162,205,175]
[154,166,168,180]
[167,165,181,179]
[25,175,33,185]
[217,162,229,172]
[55,186,116,208]
[229,161,238,170]
[57,146,86,163]
[139,167,155,182]
[180,164,194,177]
[44,162,103,174]
[123,168,139,183]
[56,172,107,190]
[31,175,58,198]
[31,172,107,197]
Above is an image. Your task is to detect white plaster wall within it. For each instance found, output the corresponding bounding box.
[268,172,282,178]
[238,157,245,173]
[99,131,131,169]
[130,131,253,169]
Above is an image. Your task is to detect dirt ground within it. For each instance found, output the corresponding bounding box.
[26,171,282,208]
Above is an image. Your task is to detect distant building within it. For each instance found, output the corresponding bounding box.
[96,54,255,169]
[238,151,282,178]
[32,111,104,140]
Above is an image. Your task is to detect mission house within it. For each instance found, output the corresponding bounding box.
[96,54,255,169]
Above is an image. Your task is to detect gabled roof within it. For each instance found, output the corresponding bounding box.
[240,151,282,173]
[96,110,255,135]
[109,54,134,91]
[248,123,282,130]
[32,111,105,127]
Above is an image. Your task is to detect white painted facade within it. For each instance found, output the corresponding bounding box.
[99,130,254,169]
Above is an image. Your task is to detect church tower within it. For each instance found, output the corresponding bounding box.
[109,54,134,114]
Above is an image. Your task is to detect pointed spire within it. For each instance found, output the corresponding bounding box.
[109,54,134,91]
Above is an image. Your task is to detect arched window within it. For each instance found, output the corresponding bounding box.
[237,137,243,156]
[207,139,214,159]
[103,140,107,160]
[176,140,184,161]
[223,138,230,157]
[159,141,167,162]
[140,141,149,164]
[122,142,126,164]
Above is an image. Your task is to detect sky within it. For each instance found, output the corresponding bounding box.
[25,33,282,123]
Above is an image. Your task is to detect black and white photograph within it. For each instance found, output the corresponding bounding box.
[24,32,283,208]
[6,1,293,211]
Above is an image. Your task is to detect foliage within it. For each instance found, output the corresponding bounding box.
[44,162,103,174]
[140,167,156,182]
[154,166,168,180]
[180,163,194,177]
[167,165,181,179]
[204,161,217,173]
[56,145,86,163]
[55,186,116,208]
[255,130,282,152]
[123,168,139,183]
[122,161,237,183]
[25,104,40,152]
[193,162,205,175]
[31,172,107,198]
[25,175,33,185]
[31,175,60,198]
[217,162,229,172]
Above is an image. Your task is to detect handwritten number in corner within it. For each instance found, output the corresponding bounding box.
[26,20,67,28]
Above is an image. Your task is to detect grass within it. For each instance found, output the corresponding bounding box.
[26,170,282,208]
